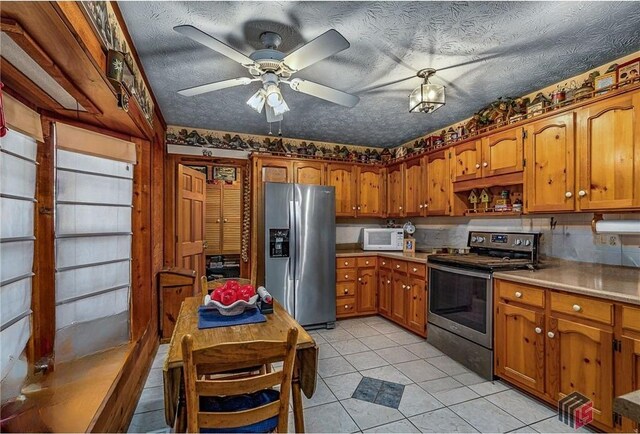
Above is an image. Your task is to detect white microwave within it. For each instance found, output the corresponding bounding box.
[361,228,404,251]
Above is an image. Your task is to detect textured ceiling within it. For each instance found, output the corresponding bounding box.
[119,1,640,147]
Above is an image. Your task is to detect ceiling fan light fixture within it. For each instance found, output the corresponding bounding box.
[272,98,290,116]
[409,68,445,114]
[265,84,283,107]
[247,89,266,113]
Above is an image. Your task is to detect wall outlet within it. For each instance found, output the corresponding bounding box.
[595,234,620,246]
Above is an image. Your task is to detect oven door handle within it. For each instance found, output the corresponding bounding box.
[427,263,493,279]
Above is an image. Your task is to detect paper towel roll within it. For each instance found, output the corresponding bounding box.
[594,220,640,234]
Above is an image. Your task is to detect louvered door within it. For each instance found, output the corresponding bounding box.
[205,183,222,254]
[221,182,242,254]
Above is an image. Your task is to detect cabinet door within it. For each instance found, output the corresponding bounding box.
[387,164,404,217]
[481,127,524,177]
[576,92,640,210]
[327,164,356,217]
[260,159,292,183]
[357,267,377,314]
[391,272,408,325]
[525,113,576,212]
[404,159,424,217]
[495,302,545,393]
[547,316,614,428]
[426,150,450,215]
[221,182,242,254]
[407,276,426,336]
[357,166,384,217]
[205,182,222,254]
[378,269,391,318]
[451,140,482,182]
[293,161,325,185]
[620,336,640,432]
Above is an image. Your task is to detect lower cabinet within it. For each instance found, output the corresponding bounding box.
[336,256,377,318]
[357,266,377,314]
[378,268,392,319]
[391,271,408,325]
[618,305,640,432]
[407,275,427,335]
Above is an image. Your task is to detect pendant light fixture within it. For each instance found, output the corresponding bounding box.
[409,68,445,113]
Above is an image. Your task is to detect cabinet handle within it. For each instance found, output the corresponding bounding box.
[534,327,542,334]
[475,163,481,169]
[402,284,407,289]
[424,203,428,208]
[565,192,573,198]
[483,162,488,167]
[358,277,362,282]
[387,280,391,284]
[344,274,349,279]
[352,206,356,210]
[396,264,400,269]
[578,190,587,197]
[547,331,555,339]
[216,219,221,223]
[344,261,349,265]
[224,218,228,223]
[345,305,349,309]
[419,204,424,209]
[357,206,361,210]
[514,291,522,298]
[344,288,349,294]
[365,261,369,265]
[572,304,582,312]
[413,267,418,272]
[399,206,403,210]
[382,261,386,265]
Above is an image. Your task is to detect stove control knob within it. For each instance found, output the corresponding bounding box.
[476,236,485,243]
[514,239,522,246]
[524,240,531,246]
[471,236,478,243]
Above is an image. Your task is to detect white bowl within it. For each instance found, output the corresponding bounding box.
[204,294,259,316]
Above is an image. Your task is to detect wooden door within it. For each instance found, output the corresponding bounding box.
[205,183,222,255]
[547,316,614,428]
[426,150,450,215]
[176,165,206,277]
[576,92,640,210]
[391,272,408,325]
[451,140,482,182]
[407,276,426,336]
[404,159,424,217]
[387,163,404,217]
[525,113,576,212]
[357,267,377,314]
[378,269,391,318]
[293,161,325,185]
[327,163,356,217]
[221,181,242,254]
[357,166,384,217]
[495,302,545,393]
[481,127,524,177]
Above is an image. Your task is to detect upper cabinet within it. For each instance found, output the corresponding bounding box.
[451,140,483,182]
[524,113,576,212]
[576,92,640,210]
[426,150,450,215]
[327,163,357,217]
[387,163,404,217]
[357,166,385,217]
[259,158,293,183]
[404,158,426,217]
[481,127,524,177]
[293,161,325,185]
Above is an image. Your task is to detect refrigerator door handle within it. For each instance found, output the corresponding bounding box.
[288,200,296,280]
[294,200,302,280]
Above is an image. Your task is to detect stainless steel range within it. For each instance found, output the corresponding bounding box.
[427,231,540,380]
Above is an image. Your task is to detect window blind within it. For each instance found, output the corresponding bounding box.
[54,125,134,362]
[0,128,37,399]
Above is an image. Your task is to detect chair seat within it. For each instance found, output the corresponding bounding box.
[200,389,280,433]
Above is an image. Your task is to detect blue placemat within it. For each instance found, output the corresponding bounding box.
[198,306,267,329]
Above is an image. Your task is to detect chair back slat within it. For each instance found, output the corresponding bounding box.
[196,371,283,396]
[200,275,208,297]
[182,328,298,433]
[198,401,280,429]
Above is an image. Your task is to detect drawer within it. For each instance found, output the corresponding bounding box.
[337,268,357,282]
[497,280,545,308]
[336,282,356,298]
[337,257,356,268]
[550,291,613,325]
[337,297,357,316]
[622,305,640,333]
[379,258,392,269]
[357,257,377,268]
[408,263,426,278]
[392,260,407,273]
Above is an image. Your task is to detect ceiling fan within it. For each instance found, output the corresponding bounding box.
[174,25,360,123]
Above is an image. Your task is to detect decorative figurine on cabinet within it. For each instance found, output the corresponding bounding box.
[480,188,491,211]
[468,189,479,212]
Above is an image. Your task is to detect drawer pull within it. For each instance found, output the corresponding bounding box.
[382,261,386,265]
[402,284,406,289]
[343,288,348,294]
[396,264,400,269]
[475,163,481,169]
[413,267,418,272]
[365,261,369,265]
[514,291,522,298]
[344,261,349,265]
[547,331,555,339]
[344,274,349,279]
[483,162,488,168]
[565,191,573,198]
[572,304,582,312]
[534,327,542,334]
[578,190,587,197]
[345,305,349,309]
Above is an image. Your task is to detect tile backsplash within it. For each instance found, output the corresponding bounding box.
[336,213,640,267]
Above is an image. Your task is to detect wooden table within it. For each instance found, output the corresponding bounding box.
[162,296,318,432]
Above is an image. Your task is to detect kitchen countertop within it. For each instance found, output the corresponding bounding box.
[614,390,640,423]
[336,249,432,264]
[494,259,640,306]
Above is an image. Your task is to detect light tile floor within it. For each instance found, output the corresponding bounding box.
[127,316,594,433]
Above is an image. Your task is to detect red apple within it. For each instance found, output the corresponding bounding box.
[226,280,240,293]
[220,289,237,306]
[237,286,254,302]
[239,284,255,296]
[211,288,224,302]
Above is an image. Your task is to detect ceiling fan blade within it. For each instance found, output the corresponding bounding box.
[289,79,359,107]
[265,105,283,123]
[174,25,255,66]
[356,75,415,94]
[283,29,349,72]
[178,77,254,97]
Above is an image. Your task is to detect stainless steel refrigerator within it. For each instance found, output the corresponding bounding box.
[264,182,336,328]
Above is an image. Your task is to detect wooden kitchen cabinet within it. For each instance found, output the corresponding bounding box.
[451,140,483,182]
[404,158,425,217]
[336,255,377,318]
[407,275,427,335]
[481,126,524,177]
[356,166,385,217]
[576,91,640,210]
[327,163,357,217]
[357,266,377,314]
[259,158,292,183]
[391,271,408,325]
[426,150,450,215]
[495,302,546,393]
[619,306,640,432]
[387,163,404,217]
[378,268,392,319]
[293,160,325,185]
[525,113,576,212]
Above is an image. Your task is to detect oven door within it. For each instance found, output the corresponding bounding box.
[428,263,493,349]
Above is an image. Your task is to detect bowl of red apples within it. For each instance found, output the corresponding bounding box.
[203,278,259,316]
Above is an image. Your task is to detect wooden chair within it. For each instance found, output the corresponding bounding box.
[201,275,208,297]
[182,328,299,433]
